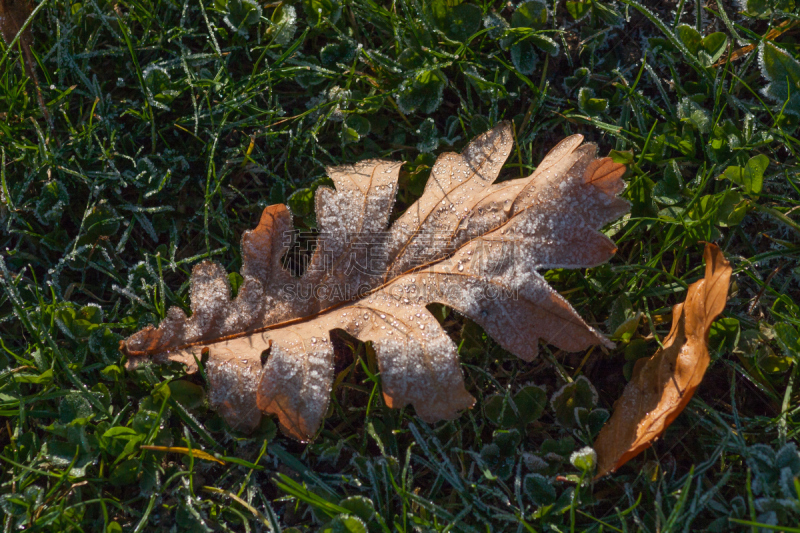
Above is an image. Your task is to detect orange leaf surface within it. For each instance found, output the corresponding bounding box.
[121,123,630,441]
[593,244,732,478]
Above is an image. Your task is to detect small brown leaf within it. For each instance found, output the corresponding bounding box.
[122,123,630,441]
[593,243,732,478]
[0,0,31,48]
[712,20,798,68]
[1,0,48,121]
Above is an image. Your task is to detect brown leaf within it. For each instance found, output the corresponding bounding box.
[121,123,630,441]
[593,243,732,478]
[0,0,31,49]
[1,0,47,120]
[713,20,798,68]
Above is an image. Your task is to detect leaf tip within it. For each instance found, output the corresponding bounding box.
[584,157,626,195]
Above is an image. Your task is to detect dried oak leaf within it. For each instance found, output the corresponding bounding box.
[593,243,732,478]
[121,123,629,441]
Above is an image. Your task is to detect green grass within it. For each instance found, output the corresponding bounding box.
[2,0,800,530]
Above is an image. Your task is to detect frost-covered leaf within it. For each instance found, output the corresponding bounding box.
[416,117,439,153]
[673,25,726,66]
[594,244,732,477]
[675,25,702,56]
[511,40,537,75]
[143,65,180,110]
[701,33,728,64]
[483,11,509,39]
[524,473,556,505]
[565,0,590,20]
[338,496,376,524]
[588,0,623,26]
[564,67,591,93]
[220,0,261,37]
[678,97,711,133]
[270,4,297,46]
[436,2,482,42]
[511,1,547,29]
[578,87,608,116]
[122,123,629,441]
[396,69,447,115]
[325,514,367,533]
[759,42,800,110]
[570,446,597,472]
[741,0,772,17]
[550,376,598,428]
[653,162,684,206]
[529,34,559,56]
[485,385,546,427]
[35,181,69,225]
[321,39,357,66]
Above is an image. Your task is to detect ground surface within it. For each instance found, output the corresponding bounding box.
[2,0,800,531]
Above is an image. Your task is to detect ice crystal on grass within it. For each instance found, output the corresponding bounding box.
[122,123,629,440]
